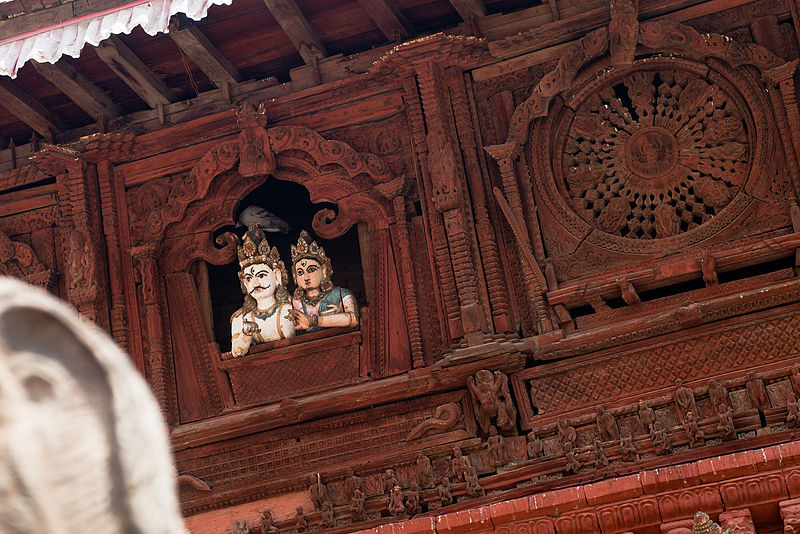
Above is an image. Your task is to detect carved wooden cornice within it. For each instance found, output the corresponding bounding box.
[365,33,491,80]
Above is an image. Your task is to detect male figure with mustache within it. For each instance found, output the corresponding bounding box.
[231,224,295,357]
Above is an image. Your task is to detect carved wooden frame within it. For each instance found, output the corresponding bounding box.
[126,104,418,423]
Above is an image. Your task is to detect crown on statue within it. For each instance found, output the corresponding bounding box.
[290,230,330,268]
[237,224,282,270]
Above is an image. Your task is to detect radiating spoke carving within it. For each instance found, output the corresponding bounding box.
[562,68,750,239]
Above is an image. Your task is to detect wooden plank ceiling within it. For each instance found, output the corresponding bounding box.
[0,0,538,147]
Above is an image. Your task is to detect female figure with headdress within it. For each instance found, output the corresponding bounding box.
[287,230,358,332]
[230,225,295,357]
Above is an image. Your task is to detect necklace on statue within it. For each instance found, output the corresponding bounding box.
[251,301,280,320]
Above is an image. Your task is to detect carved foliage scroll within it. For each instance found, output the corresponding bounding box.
[0,231,54,288]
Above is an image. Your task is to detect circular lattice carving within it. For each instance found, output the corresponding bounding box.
[524,53,778,258]
[559,68,750,240]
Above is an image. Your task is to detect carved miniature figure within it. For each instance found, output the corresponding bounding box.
[708,379,729,409]
[792,365,800,397]
[746,372,770,412]
[308,473,330,511]
[350,488,366,522]
[294,506,308,533]
[382,468,401,495]
[674,378,697,423]
[593,439,609,469]
[526,430,544,459]
[683,411,704,448]
[563,442,581,474]
[467,369,517,434]
[451,446,472,482]
[787,393,800,428]
[652,422,672,455]
[557,417,577,450]
[344,467,365,500]
[417,452,435,488]
[485,425,507,469]
[717,404,736,440]
[320,500,335,528]
[388,485,406,516]
[620,435,638,462]
[596,406,619,441]
[638,400,656,436]
[288,230,358,332]
[464,466,485,497]
[437,475,454,506]
[405,482,421,516]
[231,224,295,357]
[232,520,251,534]
[260,510,280,534]
[693,511,733,534]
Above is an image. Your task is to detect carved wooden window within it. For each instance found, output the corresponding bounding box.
[127,110,415,424]
[205,178,367,355]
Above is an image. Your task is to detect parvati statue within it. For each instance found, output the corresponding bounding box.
[230,224,295,357]
[288,230,358,332]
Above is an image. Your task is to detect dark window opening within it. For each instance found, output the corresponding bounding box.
[636,277,706,302]
[717,256,795,284]
[208,177,366,353]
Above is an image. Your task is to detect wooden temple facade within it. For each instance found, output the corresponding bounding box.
[3,0,800,532]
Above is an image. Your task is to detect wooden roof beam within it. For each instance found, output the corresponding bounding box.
[449,0,487,21]
[95,35,176,109]
[0,77,63,141]
[33,60,120,120]
[262,0,326,64]
[168,15,243,88]
[356,0,412,40]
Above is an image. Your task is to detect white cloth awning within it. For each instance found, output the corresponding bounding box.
[0,0,232,77]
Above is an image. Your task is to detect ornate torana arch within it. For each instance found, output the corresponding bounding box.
[129,103,394,250]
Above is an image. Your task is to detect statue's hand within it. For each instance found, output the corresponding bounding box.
[287,309,313,330]
[242,320,261,336]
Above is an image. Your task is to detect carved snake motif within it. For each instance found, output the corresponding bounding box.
[406,402,461,441]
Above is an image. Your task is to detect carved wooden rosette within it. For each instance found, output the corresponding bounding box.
[487,16,794,296]
[31,146,110,329]
[125,104,420,421]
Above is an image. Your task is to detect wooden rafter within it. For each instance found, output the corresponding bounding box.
[262,0,326,64]
[33,60,120,119]
[448,0,487,21]
[95,35,176,109]
[546,0,560,21]
[0,77,63,140]
[356,0,412,40]
[168,15,242,88]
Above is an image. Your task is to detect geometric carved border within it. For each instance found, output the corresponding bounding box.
[515,302,800,427]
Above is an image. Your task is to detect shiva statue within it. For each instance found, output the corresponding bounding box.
[288,230,358,332]
[230,224,295,357]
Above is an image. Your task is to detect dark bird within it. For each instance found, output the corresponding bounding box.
[236,206,290,233]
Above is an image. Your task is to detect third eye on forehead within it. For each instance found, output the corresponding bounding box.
[246,265,273,277]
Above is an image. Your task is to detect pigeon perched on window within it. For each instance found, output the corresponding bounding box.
[235,205,290,233]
